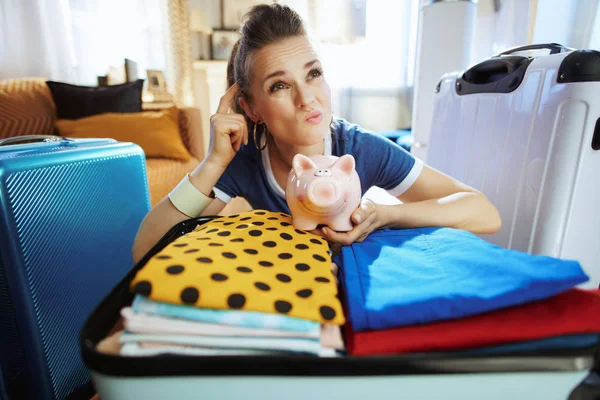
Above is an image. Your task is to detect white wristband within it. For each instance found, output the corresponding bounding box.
[168,174,215,218]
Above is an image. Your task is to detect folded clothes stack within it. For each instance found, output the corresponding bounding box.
[118,210,346,357]
[335,227,600,356]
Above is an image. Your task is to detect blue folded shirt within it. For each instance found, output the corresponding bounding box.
[335,227,588,332]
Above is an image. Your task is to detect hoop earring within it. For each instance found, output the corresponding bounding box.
[253,122,268,151]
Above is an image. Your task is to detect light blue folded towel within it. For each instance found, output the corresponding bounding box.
[132,295,320,332]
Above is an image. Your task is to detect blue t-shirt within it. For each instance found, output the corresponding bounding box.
[214,118,423,213]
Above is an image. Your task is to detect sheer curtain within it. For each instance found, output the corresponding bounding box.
[0,0,167,86]
[0,0,77,81]
[67,0,167,85]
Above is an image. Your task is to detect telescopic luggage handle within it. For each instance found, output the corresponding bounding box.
[0,135,68,146]
[495,43,574,57]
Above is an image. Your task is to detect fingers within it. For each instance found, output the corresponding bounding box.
[217,83,240,114]
[351,199,376,225]
[321,227,358,247]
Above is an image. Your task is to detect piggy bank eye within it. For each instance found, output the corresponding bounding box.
[314,169,323,177]
[322,169,332,177]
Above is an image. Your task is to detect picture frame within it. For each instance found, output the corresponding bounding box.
[146,70,167,92]
[211,29,240,61]
[125,58,139,82]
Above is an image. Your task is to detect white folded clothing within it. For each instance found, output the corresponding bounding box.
[121,307,320,339]
[119,332,322,355]
[121,342,339,357]
[120,342,282,357]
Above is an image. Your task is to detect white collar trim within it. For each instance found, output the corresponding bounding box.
[262,134,333,199]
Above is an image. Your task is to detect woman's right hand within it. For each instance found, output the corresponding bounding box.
[206,83,249,169]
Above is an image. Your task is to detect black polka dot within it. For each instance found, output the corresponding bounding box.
[252,221,265,226]
[133,280,152,296]
[263,241,277,248]
[255,211,266,215]
[196,257,213,263]
[280,233,293,240]
[319,305,336,321]
[208,243,223,247]
[211,273,228,281]
[223,222,234,226]
[206,229,218,233]
[236,224,249,229]
[184,249,199,254]
[173,243,188,247]
[280,222,292,227]
[276,273,291,283]
[266,227,278,231]
[230,238,244,242]
[166,265,185,274]
[196,237,210,241]
[295,263,310,271]
[280,213,289,218]
[249,230,263,237]
[240,217,252,221]
[244,249,258,255]
[278,253,292,260]
[255,282,270,291]
[295,244,309,250]
[310,238,323,245]
[237,267,252,273]
[217,231,231,237]
[313,254,327,262]
[228,294,246,309]
[180,287,199,304]
[156,255,172,260]
[275,300,292,313]
[295,229,307,235]
[315,277,331,283]
[259,261,273,267]
[268,217,278,220]
[222,252,237,259]
[296,289,313,298]
[228,214,239,218]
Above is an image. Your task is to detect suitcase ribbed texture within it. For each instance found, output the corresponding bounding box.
[0,144,150,399]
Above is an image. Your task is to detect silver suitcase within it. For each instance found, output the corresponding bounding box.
[427,44,600,288]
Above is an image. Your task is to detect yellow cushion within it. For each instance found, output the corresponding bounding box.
[55,107,191,161]
[130,210,345,325]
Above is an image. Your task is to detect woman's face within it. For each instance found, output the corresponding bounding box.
[243,35,332,147]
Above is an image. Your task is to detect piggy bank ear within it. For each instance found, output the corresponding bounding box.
[333,154,355,176]
[292,154,317,176]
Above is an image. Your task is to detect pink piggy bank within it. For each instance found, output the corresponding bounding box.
[285,154,361,232]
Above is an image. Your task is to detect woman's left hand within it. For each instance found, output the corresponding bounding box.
[314,199,383,247]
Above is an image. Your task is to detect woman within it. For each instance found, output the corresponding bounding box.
[132,4,501,263]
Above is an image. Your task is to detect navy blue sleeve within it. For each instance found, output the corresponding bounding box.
[349,125,423,196]
[213,152,248,203]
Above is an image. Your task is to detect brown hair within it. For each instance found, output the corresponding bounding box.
[227,4,306,133]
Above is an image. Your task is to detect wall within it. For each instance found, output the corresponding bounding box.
[532,0,599,49]
[470,0,535,64]
[188,0,221,28]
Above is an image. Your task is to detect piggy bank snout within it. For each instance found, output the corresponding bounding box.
[307,179,340,208]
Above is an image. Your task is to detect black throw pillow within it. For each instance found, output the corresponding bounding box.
[46,79,144,120]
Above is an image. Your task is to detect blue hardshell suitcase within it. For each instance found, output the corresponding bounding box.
[0,135,151,399]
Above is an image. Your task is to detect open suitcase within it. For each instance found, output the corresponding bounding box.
[81,216,600,400]
[0,136,151,399]
[427,43,600,289]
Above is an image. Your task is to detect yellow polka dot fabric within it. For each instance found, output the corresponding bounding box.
[130,210,345,325]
